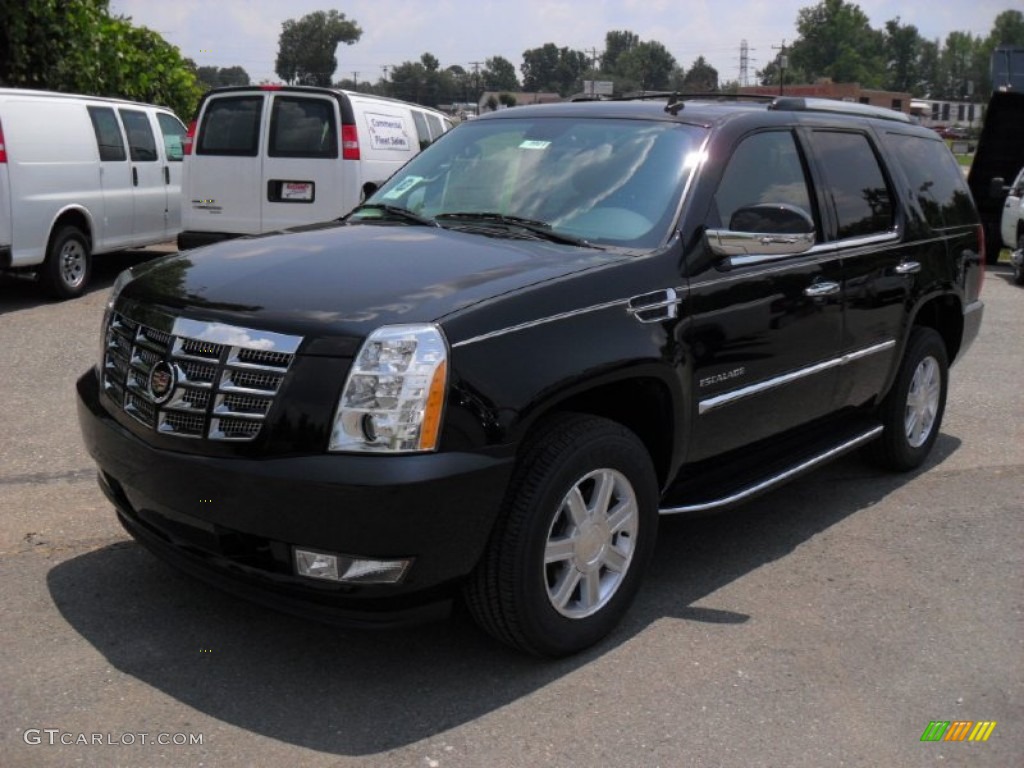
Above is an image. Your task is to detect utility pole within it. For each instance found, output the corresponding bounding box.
[773,40,788,95]
[469,61,483,102]
[351,71,359,92]
[740,40,750,87]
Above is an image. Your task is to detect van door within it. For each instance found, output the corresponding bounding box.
[86,105,134,250]
[155,112,186,233]
[261,92,343,232]
[118,108,167,242]
[187,93,265,236]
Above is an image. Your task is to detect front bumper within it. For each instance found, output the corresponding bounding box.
[76,369,513,627]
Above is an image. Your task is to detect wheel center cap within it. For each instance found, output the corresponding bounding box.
[575,521,607,566]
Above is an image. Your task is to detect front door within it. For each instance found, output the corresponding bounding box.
[685,129,843,460]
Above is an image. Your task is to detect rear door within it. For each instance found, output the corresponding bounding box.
[260,91,343,232]
[187,93,265,235]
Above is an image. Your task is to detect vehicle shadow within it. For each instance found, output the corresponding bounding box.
[46,436,961,756]
[0,246,172,311]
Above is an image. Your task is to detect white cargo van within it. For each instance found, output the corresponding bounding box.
[0,88,186,298]
[178,85,453,250]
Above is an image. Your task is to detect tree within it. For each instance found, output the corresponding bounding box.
[682,56,718,92]
[196,65,250,90]
[789,0,886,85]
[521,43,588,95]
[601,30,639,72]
[882,18,923,94]
[483,56,519,92]
[275,10,361,87]
[0,0,202,119]
[616,41,676,91]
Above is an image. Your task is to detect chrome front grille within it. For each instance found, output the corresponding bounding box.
[102,309,302,442]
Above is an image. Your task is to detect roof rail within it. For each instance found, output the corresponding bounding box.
[769,96,911,123]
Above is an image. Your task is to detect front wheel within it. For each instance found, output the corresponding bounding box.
[41,225,91,299]
[465,414,659,657]
[871,327,949,471]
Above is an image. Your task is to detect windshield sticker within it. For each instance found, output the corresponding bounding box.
[365,113,412,151]
[519,140,551,150]
[382,176,423,200]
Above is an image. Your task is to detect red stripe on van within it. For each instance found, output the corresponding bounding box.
[342,124,360,160]
[0,118,7,163]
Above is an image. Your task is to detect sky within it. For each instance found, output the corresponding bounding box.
[109,0,1016,88]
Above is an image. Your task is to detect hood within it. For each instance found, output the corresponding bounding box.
[123,223,625,339]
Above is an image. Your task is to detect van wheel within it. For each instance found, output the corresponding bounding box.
[42,226,91,299]
[464,414,658,657]
[871,327,948,472]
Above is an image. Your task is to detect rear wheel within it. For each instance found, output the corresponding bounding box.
[465,414,659,657]
[872,327,948,471]
[41,225,91,299]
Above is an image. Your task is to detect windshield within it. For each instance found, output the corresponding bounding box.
[355,116,707,249]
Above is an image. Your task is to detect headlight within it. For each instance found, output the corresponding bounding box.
[330,324,449,453]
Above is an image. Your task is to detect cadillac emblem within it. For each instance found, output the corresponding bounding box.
[147,360,177,404]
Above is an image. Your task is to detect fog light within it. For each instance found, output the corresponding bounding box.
[293,548,410,584]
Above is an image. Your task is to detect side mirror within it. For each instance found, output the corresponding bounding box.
[990,177,1007,199]
[705,203,816,263]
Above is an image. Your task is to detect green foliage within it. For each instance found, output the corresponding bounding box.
[521,43,589,95]
[0,0,201,119]
[617,41,677,91]
[275,10,362,87]
[790,0,885,87]
[196,66,250,90]
[483,57,520,92]
[682,56,718,92]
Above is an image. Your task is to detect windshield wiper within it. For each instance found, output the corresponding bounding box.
[435,211,596,247]
[347,203,438,227]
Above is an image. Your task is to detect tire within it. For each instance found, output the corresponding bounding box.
[41,225,91,299]
[872,327,948,472]
[465,414,659,657]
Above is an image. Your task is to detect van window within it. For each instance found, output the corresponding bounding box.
[269,96,337,158]
[425,113,444,141]
[197,96,262,156]
[119,109,159,162]
[411,110,431,150]
[882,132,976,228]
[156,112,186,161]
[806,130,894,239]
[87,106,126,162]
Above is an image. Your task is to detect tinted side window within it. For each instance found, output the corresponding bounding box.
[87,106,126,162]
[807,131,893,239]
[713,130,814,230]
[156,112,186,161]
[119,109,159,162]
[411,110,431,150]
[268,97,337,158]
[197,96,262,156]
[882,132,977,228]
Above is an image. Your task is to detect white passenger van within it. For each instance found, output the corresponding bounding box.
[0,88,186,298]
[178,85,454,250]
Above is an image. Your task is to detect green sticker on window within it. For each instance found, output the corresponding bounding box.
[519,140,551,150]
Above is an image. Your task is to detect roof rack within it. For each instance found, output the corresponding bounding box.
[769,96,911,123]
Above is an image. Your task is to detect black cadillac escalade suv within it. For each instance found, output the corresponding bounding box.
[77,95,985,657]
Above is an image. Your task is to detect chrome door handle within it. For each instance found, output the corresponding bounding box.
[895,261,921,275]
[804,281,840,297]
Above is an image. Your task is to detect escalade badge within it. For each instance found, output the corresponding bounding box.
[147,361,177,404]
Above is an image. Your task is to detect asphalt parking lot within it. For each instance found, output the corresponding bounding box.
[1,252,1021,767]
